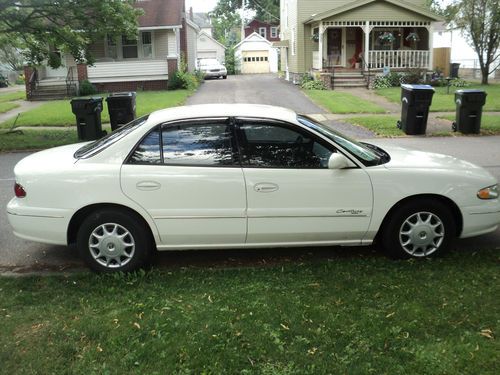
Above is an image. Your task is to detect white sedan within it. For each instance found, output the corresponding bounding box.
[7,104,500,272]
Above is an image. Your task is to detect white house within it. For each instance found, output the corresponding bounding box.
[197,31,226,63]
[235,32,279,74]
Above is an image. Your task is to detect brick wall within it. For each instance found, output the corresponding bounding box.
[77,64,88,81]
[93,80,168,93]
[23,66,33,99]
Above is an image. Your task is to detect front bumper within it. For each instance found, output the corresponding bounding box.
[460,200,500,238]
[203,70,226,78]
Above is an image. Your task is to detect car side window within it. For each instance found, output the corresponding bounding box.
[236,121,334,168]
[128,127,161,165]
[162,121,235,166]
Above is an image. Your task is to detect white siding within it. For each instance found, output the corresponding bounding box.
[197,33,226,63]
[88,60,168,82]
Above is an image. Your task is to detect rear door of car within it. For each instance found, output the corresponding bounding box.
[235,118,373,245]
[120,118,247,248]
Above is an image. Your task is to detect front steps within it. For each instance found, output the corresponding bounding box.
[331,70,367,88]
[30,79,77,101]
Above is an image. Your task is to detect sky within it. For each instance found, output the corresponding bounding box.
[185,0,218,13]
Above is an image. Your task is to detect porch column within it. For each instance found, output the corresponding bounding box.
[364,21,370,71]
[427,25,434,71]
[318,22,324,71]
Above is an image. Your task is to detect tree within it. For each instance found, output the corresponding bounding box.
[0,37,25,71]
[0,0,142,68]
[445,0,500,84]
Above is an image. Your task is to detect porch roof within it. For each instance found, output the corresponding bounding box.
[304,0,442,24]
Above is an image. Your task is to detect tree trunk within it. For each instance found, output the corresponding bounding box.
[481,66,489,84]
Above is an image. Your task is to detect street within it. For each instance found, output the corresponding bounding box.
[1,75,499,272]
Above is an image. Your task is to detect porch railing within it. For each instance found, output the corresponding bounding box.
[28,68,39,100]
[368,50,430,69]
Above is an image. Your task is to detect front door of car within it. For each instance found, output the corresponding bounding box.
[120,118,247,248]
[235,118,373,245]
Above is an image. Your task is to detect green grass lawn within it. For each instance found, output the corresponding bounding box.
[0,101,20,114]
[376,85,500,112]
[0,90,25,103]
[0,90,192,129]
[0,129,79,151]
[344,115,405,136]
[0,248,498,374]
[304,90,387,114]
[439,114,500,135]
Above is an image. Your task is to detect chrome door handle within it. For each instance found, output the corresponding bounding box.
[254,183,279,193]
[136,181,161,191]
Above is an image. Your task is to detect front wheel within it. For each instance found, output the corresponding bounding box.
[77,209,152,272]
[381,199,456,259]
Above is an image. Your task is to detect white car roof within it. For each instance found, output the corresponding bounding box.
[147,104,299,125]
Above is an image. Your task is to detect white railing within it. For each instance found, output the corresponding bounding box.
[312,51,321,70]
[368,50,430,69]
[88,59,168,82]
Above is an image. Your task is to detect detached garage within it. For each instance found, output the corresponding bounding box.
[235,32,278,74]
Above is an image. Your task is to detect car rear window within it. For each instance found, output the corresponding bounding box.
[74,115,149,159]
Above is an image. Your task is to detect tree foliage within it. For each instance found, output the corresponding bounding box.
[0,0,142,68]
[445,0,500,84]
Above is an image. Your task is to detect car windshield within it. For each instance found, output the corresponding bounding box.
[199,59,219,66]
[298,115,381,166]
[74,115,149,159]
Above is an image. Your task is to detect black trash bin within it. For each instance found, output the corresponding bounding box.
[397,84,435,135]
[450,63,460,78]
[452,90,487,134]
[106,92,136,131]
[70,97,104,141]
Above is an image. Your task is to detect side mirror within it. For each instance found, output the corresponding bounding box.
[328,153,350,169]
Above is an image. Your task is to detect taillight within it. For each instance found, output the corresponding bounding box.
[14,183,26,198]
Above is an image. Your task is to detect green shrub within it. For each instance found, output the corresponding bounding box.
[167,70,199,91]
[194,69,205,84]
[301,80,327,90]
[79,79,97,96]
[373,76,392,89]
[450,77,470,87]
[225,47,236,75]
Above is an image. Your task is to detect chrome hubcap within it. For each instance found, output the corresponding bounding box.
[399,212,444,257]
[89,223,135,268]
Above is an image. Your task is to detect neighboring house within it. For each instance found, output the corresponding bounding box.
[245,19,280,42]
[193,12,213,37]
[25,0,199,100]
[433,22,497,80]
[197,31,226,63]
[235,32,279,74]
[279,0,441,84]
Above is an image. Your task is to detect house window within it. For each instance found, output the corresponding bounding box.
[122,35,138,58]
[142,32,152,58]
[271,27,278,38]
[106,36,118,59]
[259,27,267,39]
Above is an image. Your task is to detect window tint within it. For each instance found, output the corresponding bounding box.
[129,128,161,164]
[237,122,334,168]
[162,122,234,166]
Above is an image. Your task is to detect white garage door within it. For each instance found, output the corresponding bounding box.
[197,51,217,60]
[241,50,270,74]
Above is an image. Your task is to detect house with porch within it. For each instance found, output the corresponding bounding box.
[279,0,441,87]
[25,0,199,100]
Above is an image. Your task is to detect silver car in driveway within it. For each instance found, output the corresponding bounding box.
[198,58,227,79]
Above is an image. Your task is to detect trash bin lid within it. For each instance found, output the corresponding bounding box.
[401,84,435,91]
[107,92,136,97]
[456,89,487,95]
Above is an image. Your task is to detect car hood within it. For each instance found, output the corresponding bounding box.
[14,142,88,175]
[374,144,495,178]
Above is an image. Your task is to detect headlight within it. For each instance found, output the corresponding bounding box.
[477,184,498,199]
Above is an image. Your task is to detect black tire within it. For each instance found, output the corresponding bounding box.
[77,209,152,272]
[223,75,227,79]
[381,199,456,259]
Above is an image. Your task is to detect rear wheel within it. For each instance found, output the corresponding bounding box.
[381,199,456,259]
[77,209,152,272]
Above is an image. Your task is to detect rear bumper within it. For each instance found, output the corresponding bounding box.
[460,201,500,238]
[203,71,226,77]
[7,198,69,245]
